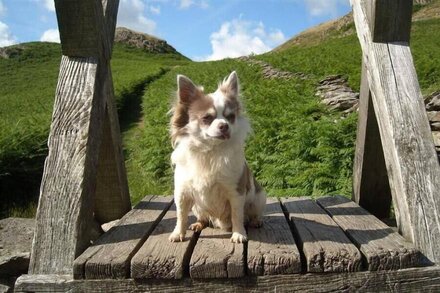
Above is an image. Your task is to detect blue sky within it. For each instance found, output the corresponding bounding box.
[0,0,351,60]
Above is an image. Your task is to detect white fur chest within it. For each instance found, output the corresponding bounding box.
[172,138,244,216]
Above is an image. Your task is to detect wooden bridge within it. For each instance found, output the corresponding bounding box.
[15,0,440,291]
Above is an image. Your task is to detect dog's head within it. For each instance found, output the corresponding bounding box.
[171,71,246,148]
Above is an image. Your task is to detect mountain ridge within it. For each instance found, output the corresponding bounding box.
[273,0,439,51]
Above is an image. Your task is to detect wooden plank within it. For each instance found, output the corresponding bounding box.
[15,266,440,292]
[317,196,422,270]
[367,0,412,42]
[352,0,440,263]
[247,198,301,275]
[190,227,245,278]
[29,56,105,275]
[352,61,391,219]
[73,196,173,279]
[130,204,198,279]
[281,197,361,272]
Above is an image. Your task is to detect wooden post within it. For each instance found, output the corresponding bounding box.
[351,0,440,263]
[352,61,392,219]
[29,0,131,275]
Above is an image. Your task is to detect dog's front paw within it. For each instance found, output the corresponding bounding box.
[169,231,185,242]
[189,221,207,232]
[230,232,248,243]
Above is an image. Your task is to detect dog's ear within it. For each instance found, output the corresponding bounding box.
[222,71,239,98]
[177,75,199,104]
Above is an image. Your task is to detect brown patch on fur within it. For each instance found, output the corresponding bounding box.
[237,163,252,195]
[189,220,208,232]
[171,88,213,147]
[189,95,215,121]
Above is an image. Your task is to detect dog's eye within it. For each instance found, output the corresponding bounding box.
[226,114,236,122]
[202,114,214,124]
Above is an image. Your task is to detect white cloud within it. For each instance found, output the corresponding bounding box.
[149,5,161,14]
[117,0,156,34]
[179,0,208,9]
[0,0,6,17]
[40,28,60,43]
[201,19,286,61]
[179,0,193,9]
[304,0,349,17]
[43,0,55,12]
[0,21,16,47]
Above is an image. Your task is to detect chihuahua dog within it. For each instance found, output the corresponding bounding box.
[168,71,266,243]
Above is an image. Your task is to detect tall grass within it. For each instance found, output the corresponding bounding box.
[0,42,188,218]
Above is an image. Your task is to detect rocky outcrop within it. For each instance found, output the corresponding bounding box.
[114,27,179,54]
[0,46,24,59]
[0,218,35,277]
[425,91,440,152]
[316,75,359,113]
[0,218,35,292]
[238,56,308,80]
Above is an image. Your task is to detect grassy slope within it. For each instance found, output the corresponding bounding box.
[258,18,440,95]
[126,59,356,203]
[0,42,188,217]
[2,15,440,216]
[126,18,440,203]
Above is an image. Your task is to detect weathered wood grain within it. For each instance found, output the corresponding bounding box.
[130,204,198,279]
[247,198,301,276]
[281,197,361,272]
[15,266,440,292]
[29,56,105,275]
[190,227,244,278]
[366,0,412,42]
[73,196,172,279]
[94,75,131,223]
[352,0,440,263]
[317,196,422,270]
[30,0,127,275]
[54,0,107,58]
[93,0,131,224]
[352,61,391,219]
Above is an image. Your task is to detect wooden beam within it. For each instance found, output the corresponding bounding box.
[29,56,105,274]
[54,0,108,58]
[367,0,412,43]
[15,266,440,292]
[30,0,130,274]
[92,0,131,223]
[351,0,440,263]
[352,61,392,219]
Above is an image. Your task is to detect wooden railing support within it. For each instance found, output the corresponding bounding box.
[353,61,392,219]
[352,0,440,263]
[29,0,131,275]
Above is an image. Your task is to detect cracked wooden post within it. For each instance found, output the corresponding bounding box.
[29,0,131,275]
[351,0,440,263]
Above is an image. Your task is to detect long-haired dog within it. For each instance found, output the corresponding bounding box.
[169,71,266,243]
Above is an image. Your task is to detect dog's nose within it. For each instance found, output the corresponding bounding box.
[218,123,229,133]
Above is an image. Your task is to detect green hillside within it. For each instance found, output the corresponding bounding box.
[1,2,440,218]
[0,42,189,218]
